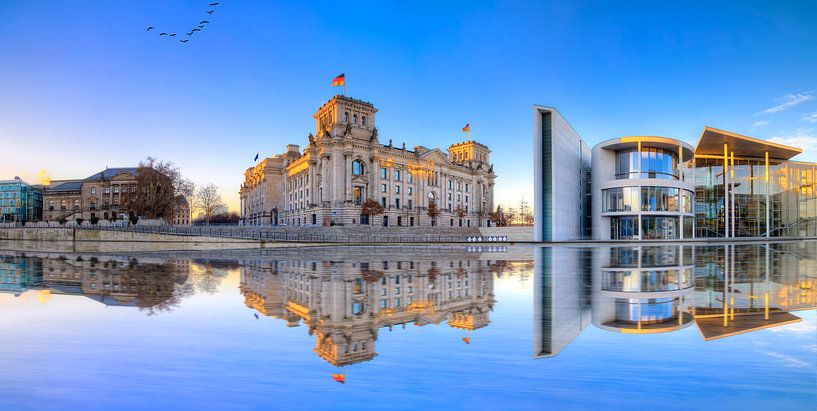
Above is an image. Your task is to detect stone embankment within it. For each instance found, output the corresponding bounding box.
[0,225,534,244]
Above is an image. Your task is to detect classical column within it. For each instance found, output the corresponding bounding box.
[345,155,353,203]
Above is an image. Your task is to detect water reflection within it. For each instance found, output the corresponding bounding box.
[1,252,230,314]
[1,243,814,368]
[239,250,501,366]
[536,243,817,357]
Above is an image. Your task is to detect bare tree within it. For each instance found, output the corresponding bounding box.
[193,183,225,225]
[133,157,192,222]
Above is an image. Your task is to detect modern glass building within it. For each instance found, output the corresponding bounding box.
[689,127,813,238]
[592,137,695,240]
[534,105,817,241]
[0,177,42,223]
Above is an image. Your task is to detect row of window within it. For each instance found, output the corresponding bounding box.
[615,148,680,180]
[602,186,694,213]
[601,268,693,292]
[343,111,368,126]
[610,216,694,240]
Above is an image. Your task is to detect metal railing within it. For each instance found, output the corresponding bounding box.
[74,224,485,243]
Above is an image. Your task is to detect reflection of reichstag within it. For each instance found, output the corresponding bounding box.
[239,248,501,366]
[536,243,817,357]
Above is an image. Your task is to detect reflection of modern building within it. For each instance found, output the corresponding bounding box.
[0,255,42,294]
[240,95,496,227]
[240,253,496,366]
[592,246,695,333]
[534,243,817,356]
[533,247,591,357]
[535,105,817,240]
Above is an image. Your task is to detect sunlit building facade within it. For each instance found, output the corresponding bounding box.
[240,95,497,227]
[535,105,817,241]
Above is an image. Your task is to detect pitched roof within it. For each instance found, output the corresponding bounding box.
[46,180,83,192]
[83,167,138,182]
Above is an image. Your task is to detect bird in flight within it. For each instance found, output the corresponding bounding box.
[200,20,210,24]
[206,10,215,14]
[254,313,259,319]
[186,31,193,36]
[192,28,201,32]
[168,33,177,36]
[197,24,205,29]
[146,26,155,31]
[209,2,220,6]
[180,39,189,43]
[159,32,168,36]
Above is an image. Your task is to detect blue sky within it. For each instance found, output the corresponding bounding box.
[1,1,816,211]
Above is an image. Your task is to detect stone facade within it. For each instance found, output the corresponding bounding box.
[43,168,138,222]
[173,195,191,225]
[240,95,496,227]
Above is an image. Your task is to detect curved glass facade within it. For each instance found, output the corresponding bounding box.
[610,216,639,239]
[614,297,679,324]
[615,147,679,180]
[641,216,678,239]
[602,268,693,292]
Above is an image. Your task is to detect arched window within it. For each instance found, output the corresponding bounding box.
[352,159,364,175]
[362,115,367,126]
[344,111,349,123]
[353,114,358,124]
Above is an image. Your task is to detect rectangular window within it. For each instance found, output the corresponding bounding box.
[395,185,400,194]
[381,184,387,193]
[408,187,413,195]
[408,173,413,183]
[395,170,401,181]
[380,167,387,179]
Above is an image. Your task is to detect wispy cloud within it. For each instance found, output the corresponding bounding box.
[768,319,817,334]
[762,351,813,369]
[804,112,817,123]
[756,93,814,116]
[768,128,817,150]
[752,120,770,128]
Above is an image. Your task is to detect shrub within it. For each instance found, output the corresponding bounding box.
[129,215,139,226]
[90,215,99,225]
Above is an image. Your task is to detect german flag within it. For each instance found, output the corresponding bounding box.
[462,123,470,133]
[332,73,345,87]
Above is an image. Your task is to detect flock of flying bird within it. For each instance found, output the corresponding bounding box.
[146,2,221,44]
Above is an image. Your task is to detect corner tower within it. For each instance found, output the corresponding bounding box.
[448,140,490,165]
[313,95,378,141]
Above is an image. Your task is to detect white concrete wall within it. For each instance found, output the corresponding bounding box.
[591,145,616,240]
[533,106,590,241]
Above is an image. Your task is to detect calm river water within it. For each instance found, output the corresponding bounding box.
[0,242,814,410]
